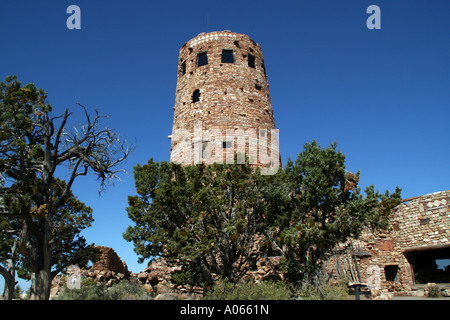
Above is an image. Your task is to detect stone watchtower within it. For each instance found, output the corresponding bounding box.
[169,31,280,174]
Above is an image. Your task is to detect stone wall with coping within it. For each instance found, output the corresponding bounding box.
[327,190,450,295]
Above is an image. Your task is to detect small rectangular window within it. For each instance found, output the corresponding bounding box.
[384,265,399,282]
[248,54,256,68]
[222,49,234,63]
[181,61,186,75]
[192,89,201,103]
[197,52,208,67]
[222,141,232,148]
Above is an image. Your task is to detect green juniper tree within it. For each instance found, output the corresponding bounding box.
[264,140,401,283]
[124,141,401,289]
[124,159,270,286]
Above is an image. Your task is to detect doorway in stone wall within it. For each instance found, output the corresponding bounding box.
[405,245,450,285]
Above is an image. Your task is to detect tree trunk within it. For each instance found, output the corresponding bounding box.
[29,218,52,300]
[1,238,19,300]
[29,242,52,300]
[0,264,15,300]
[30,268,51,300]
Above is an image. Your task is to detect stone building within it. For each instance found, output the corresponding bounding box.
[89,246,131,278]
[327,190,450,296]
[169,31,280,173]
[50,246,132,298]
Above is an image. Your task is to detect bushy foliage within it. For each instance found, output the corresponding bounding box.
[124,159,271,286]
[55,278,108,300]
[203,279,292,300]
[54,278,151,300]
[297,276,350,300]
[261,141,401,283]
[53,277,353,300]
[424,283,441,298]
[125,140,402,286]
[107,280,152,300]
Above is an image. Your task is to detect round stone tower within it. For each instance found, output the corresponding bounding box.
[169,30,280,174]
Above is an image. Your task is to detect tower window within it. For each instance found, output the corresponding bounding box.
[255,83,262,91]
[223,141,232,149]
[248,54,256,68]
[192,89,201,103]
[197,52,208,67]
[221,49,234,63]
[181,61,186,75]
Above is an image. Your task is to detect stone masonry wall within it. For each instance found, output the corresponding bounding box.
[392,191,449,250]
[50,246,131,298]
[90,246,130,276]
[327,190,450,295]
[169,31,280,169]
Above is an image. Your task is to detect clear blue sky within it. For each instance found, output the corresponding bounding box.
[1,0,449,290]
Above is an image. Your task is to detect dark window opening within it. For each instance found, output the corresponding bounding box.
[405,246,450,284]
[181,61,186,75]
[223,141,232,149]
[221,49,234,63]
[248,54,256,68]
[384,265,399,282]
[255,83,262,91]
[197,52,208,67]
[192,89,201,103]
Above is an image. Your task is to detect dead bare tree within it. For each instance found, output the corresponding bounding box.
[1,76,133,300]
[24,104,132,299]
